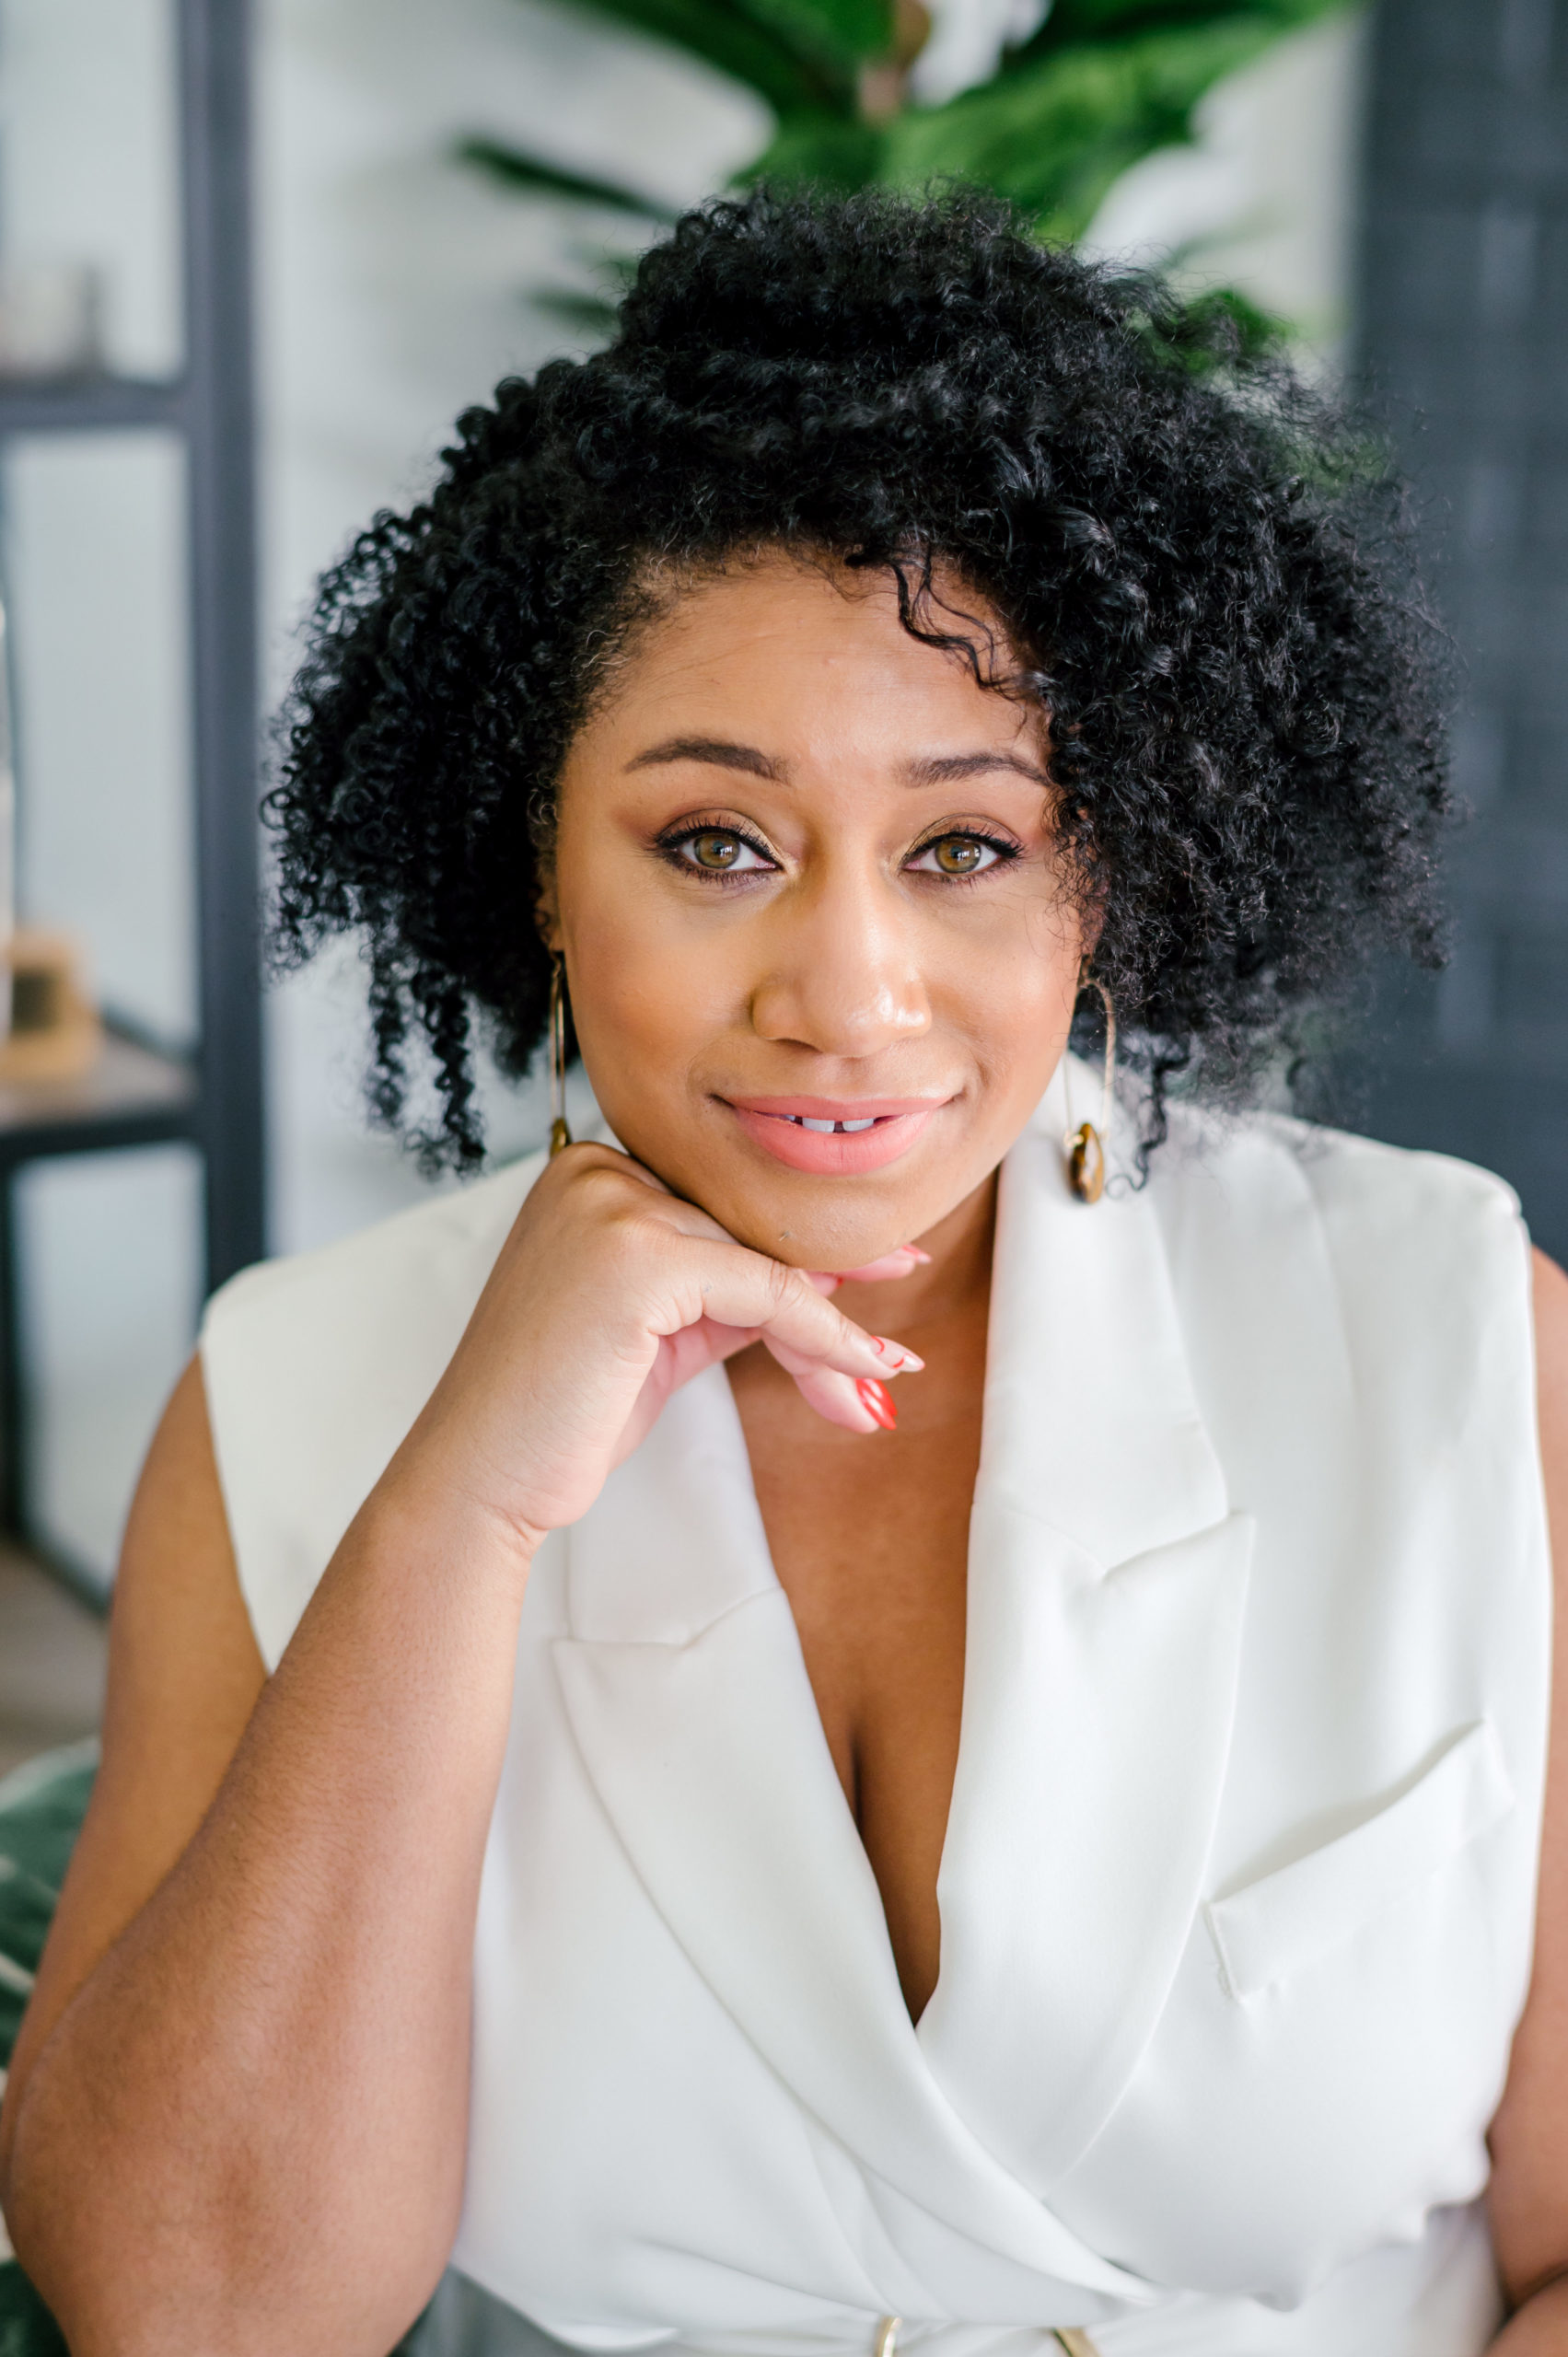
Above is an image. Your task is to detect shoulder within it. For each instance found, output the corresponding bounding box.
[203,1149,548,1360]
[1148,1100,1529,1299]
[200,1150,548,1667]
[1151,1097,1522,1225]
[1531,1247,1568,1596]
[1532,1246,1568,1393]
[1140,1104,1536,1449]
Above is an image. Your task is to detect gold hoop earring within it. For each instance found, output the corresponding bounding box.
[1064,964,1116,1204]
[548,956,573,1157]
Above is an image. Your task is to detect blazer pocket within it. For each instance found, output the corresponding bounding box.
[1204,1719,1515,2000]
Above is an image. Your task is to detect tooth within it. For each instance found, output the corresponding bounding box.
[801,1118,835,1133]
[840,1118,875,1132]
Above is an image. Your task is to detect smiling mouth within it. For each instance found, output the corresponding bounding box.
[723,1096,947,1174]
[778,1113,881,1134]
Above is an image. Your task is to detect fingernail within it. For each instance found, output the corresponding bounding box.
[856,1377,898,1432]
[902,1246,934,1264]
[873,1338,924,1371]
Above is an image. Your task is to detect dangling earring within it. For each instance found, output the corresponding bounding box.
[1064,962,1116,1204]
[548,954,573,1157]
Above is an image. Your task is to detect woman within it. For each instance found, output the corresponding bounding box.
[1,191,1563,2357]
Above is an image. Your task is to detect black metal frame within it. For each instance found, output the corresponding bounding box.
[0,0,263,1557]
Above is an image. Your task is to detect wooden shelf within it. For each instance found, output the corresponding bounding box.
[0,1029,197,1165]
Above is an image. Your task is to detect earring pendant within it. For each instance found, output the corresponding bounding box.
[1067,1120,1106,1203]
[1063,964,1116,1204]
[548,957,573,1157]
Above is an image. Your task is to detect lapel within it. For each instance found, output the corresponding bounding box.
[553,1068,1250,2282]
[917,1089,1253,2189]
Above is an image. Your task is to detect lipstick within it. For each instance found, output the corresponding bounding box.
[725,1095,947,1176]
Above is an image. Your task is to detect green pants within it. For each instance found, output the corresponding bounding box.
[0,1746,575,2357]
[0,1742,94,2357]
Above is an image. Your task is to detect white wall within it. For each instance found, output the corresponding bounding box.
[1080,8,1367,366]
[1,0,197,1584]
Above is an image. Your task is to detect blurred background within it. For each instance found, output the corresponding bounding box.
[0,0,1557,1768]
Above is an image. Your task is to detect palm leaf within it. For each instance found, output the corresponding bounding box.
[459,136,679,220]
[509,0,857,113]
[737,0,893,69]
[885,12,1340,244]
[742,110,889,192]
[1003,0,1345,71]
[529,286,629,334]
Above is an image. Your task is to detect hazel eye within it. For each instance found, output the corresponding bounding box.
[678,829,769,873]
[911,833,1006,877]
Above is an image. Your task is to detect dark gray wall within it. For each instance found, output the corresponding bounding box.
[1356,0,1568,1260]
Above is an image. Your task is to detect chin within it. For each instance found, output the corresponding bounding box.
[611,1109,950,1270]
[707,1172,932,1271]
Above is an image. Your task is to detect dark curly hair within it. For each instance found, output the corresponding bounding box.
[267,184,1450,1170]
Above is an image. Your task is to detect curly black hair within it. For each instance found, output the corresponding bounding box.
[267,184,1450,1170]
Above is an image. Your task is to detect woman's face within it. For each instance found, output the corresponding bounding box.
[545,551,1087,1271]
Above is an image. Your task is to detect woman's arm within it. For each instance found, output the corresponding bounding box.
[0,1360,535,2355]
[0,1144,917,2357]
[1485,1248,1568,2350]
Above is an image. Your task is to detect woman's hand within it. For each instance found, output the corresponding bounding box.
[391,1141,924,1552]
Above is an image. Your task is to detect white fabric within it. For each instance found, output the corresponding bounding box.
[200,1065,1553,2357]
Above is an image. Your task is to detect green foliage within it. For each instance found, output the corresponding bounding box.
[506,0,860,115]
[457,135,679,220]
[462,0,1353,325]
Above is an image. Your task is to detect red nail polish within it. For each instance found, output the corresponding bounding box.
[873,1339,923,1371]
[856,1376,898,1431]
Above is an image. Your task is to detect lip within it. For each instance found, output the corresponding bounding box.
[723,1093,949,1176]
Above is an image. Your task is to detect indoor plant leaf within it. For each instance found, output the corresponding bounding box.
[884,16,1328,243]
[1001,0,1347,71]
[506,0,857,113]
[743,110,889,192]
[734,0,894,71]
[528,286,630,333]
[458,136,679,221]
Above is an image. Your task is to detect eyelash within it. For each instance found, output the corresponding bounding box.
[656,822,1022,886]
[656,821,777,880]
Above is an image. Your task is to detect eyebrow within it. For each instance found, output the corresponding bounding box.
[905,750,1051,788]
[625,737,1049,788]
[625,737,785,781]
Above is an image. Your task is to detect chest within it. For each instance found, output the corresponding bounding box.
[726,1306,987,2019]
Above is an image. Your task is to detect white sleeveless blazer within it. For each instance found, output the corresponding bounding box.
[200,1068,1552,2357]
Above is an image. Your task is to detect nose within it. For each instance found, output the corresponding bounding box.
[749,862,931,1057]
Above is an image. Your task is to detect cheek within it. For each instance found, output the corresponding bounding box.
[562,870,746,1112]
[938,892,1084,1078]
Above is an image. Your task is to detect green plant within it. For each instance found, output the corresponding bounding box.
[460,0,1351,334]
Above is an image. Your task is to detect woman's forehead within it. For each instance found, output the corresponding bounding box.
[581,550,1040,751]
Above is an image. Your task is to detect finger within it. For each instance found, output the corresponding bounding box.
[789,1363,900,1434]
[657,1318,764,1392]
[763,1323,921,1383]
[830,1245,932,1284]
[658,1241,923,1383]
[654,1291,897,1435]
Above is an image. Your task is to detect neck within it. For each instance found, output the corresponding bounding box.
[837,1170,998,1342]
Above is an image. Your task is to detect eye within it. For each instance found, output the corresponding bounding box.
[670,827,774,876]
[909,832,1012,878]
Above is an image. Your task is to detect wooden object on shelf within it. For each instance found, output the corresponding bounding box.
[0,931,102,1084]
